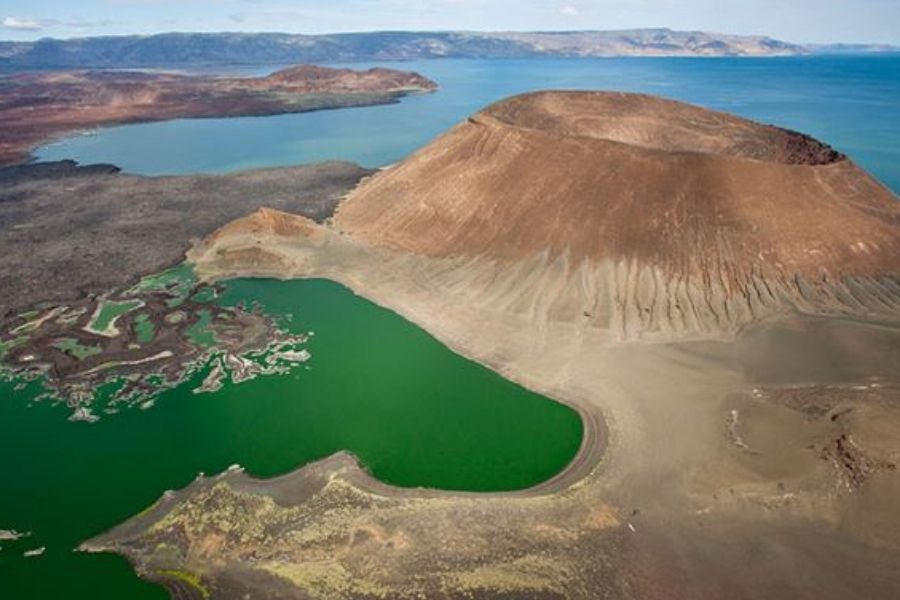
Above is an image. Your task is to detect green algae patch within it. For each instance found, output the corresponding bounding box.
[130,263,197,299]
[185,310,216,347]
[134,313,156,344]
[0,336,27,360]
[86,300,144,337]
[53,338,102,361]
[129,264,199,309]
[191,287,218,304]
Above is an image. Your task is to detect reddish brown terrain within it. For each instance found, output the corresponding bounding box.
[335,91,900,338]
[0,65,436,165]
[339,91,897,274]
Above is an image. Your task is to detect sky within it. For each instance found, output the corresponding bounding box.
[0,0,898,44]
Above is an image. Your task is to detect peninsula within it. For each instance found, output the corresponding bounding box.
[0,64,436,165]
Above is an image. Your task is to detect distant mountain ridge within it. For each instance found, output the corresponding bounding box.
[0,29,811,69]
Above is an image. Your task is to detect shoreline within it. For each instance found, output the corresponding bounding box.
[22,91,435,169]
[0,65,437,167]
[15,95,415,169]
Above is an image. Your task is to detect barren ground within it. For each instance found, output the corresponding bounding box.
[0,160,372,318]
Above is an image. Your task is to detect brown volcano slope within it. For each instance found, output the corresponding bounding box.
[335,91,900,339]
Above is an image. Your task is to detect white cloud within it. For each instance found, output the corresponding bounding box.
[2,16,52,31]
[561,6,579,16]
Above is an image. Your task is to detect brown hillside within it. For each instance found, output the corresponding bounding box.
[336,91,900,280]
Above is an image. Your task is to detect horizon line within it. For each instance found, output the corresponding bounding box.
[1,28,897,48]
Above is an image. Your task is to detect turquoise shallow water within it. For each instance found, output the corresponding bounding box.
[35,55,900,194]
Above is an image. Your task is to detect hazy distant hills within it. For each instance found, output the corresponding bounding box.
[805,43,899,54]
[0,29,816,69]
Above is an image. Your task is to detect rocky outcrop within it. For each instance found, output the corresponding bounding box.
[261,65,437,94]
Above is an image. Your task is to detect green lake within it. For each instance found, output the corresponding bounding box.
[0,277,583,598]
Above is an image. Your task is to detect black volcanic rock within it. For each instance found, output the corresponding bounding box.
[0,160,120,184]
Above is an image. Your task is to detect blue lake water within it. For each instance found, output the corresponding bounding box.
[35,55,900,194]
